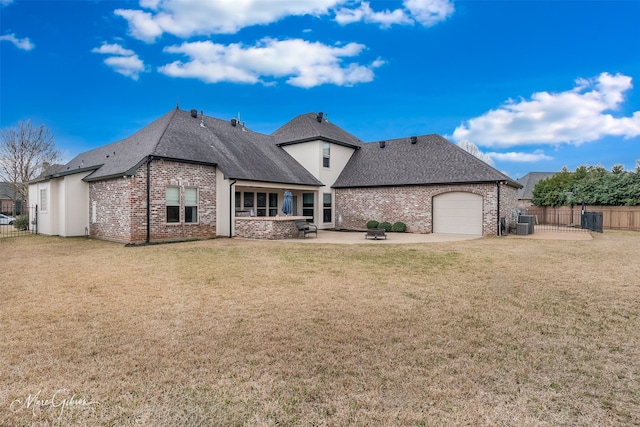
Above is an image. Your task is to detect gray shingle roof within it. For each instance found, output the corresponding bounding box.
[333,134,521,188]
[516,172,556,199]
[0,182,20,199]
[273,112,363,148]
[56,109,323,186]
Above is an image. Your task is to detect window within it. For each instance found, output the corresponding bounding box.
[39,188,48,212]
[269,193,278,217]
[166,186,180,223]
[244,192,254,209]
[235,191,241,209]
[323,142,330,168]
[323,193,332,223]
[303,193,314,218]
[185,188,198,223]
[257,192,267,217]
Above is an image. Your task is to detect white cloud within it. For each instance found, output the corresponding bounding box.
[335,2,412,28]
[487,151,553,162]
[92,42,145,80]
[404,0,455,26]
[452,72,640,148]
[335,0,453,28]
[91,43,135,56]
[115,0,342,42]
[159,38,383,88]
[0,33,35,51]
[115,0,454,41]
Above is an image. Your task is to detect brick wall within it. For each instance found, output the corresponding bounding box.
[235,218,299,240]
[335,183,518,236]
[89,159,217,243]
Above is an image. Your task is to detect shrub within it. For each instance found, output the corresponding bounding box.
[378,221,392,232]
[391,221,407,232]
[14,214,29,230]
[366,220,379,229]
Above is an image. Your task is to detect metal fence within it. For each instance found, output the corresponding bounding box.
[524,206,638,232]
[523,207,591,233]
[0,205,37,238]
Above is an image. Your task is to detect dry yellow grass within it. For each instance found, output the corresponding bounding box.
[1,232,639,426]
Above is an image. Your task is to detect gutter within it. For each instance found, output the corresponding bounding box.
[229,179,237,237]
[496,181,502,236]
[146,156,152,244]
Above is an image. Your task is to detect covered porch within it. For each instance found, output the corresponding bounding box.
[226,180,325,239]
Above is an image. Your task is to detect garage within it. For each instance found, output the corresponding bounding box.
[433,192,483,235]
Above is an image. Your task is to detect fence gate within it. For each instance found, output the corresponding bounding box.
[582,211,603,233]
[0,205,37,238]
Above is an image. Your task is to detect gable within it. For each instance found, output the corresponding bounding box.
[273,112,363,148]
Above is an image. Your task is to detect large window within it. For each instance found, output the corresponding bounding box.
[244,192,254,211]
[303,193,314,218]
[185,188,198,223]
[269,193,278,217]
[166,187,180,223]
[257,192,267,217]
[323,142,330,168]
[323,193,332,223]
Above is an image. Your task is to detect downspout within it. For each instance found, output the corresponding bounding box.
[146,156,152,244]
[496,181,501,236]
[229,179,237,237]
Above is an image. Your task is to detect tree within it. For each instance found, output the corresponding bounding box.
[0,121,61,205]
[533,164,640,207]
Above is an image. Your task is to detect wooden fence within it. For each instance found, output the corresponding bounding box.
[524,206,640,231]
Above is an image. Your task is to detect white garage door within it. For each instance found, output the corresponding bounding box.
[433,192,483,235]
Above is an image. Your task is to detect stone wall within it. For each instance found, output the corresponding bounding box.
[234,217,300,240]
[335,183,518,236]
[89,159,217,243]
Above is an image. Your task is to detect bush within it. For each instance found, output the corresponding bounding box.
[378,221,392,232]
[14,214,29,230]
[366,220,379,229]
[391,221,407,232]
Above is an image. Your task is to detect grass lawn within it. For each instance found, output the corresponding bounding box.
[1,232,639,426]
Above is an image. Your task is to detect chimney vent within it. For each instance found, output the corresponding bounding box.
[379,141,386,148]
[190,109,198,118]
[316,112,324,123]
[231,118,237,127]
[410,136,417,144]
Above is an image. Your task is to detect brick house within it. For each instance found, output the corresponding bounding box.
[29,107,521,243]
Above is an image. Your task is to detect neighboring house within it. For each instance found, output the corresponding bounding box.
[29,108,521,243]
[0,182,23,215]
[516,172,556,209]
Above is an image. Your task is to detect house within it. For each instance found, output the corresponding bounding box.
[29,107,521,243]
[516,172,556,209]
[1,182,23,215]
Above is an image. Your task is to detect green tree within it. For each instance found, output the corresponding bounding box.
[533,163,640,207]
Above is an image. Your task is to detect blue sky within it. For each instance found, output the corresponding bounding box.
[1,0,639,179]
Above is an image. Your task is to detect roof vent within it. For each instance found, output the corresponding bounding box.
[410,136,417,144]
[231,118,237,127]
[379,140,386,148]
[190,109,198,118]
[316,112,324,123]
